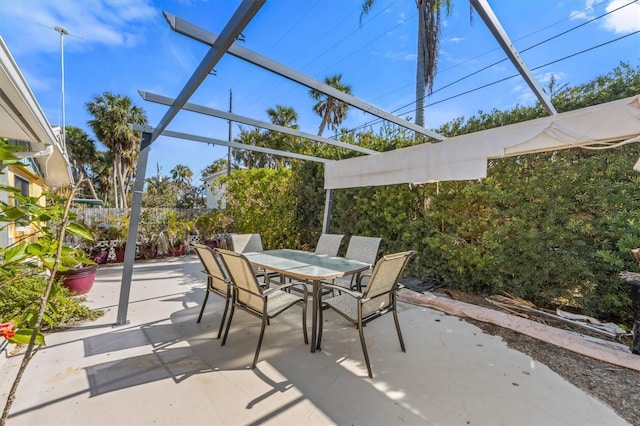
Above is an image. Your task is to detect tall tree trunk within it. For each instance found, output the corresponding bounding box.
[115,154,128,209]
[112,159,119,208]
[415,10,427,127]
[122,165,134,205]
[318,110,330,137]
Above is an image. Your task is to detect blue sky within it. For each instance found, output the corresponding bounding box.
[1,0,639,182]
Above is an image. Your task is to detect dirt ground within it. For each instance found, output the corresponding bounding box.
[401,284,640,425]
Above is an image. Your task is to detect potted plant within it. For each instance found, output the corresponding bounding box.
[166,211,192,256]
[55,256,98,295]
[138,209,169,258]
[70,213,109,264]
[194,210,234,249]
[101,212,129,263]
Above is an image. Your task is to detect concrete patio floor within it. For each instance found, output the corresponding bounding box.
[0,255,628,425]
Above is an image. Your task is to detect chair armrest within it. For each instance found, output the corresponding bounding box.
[320,283,362,299]
[355,272,372,291]
[264,282,309,299]
[356,272,372,285]
[361,283,403,303]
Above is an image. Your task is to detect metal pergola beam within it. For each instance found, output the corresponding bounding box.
[164,12,446,141]
[116,0,265,326]
[131,124,330,163]
[139,90,378,155]
[152,1,266,142]
[470,0,557,116]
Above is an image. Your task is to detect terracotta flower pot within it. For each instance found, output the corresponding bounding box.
[58,265,98,295]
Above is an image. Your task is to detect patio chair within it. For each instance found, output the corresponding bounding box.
[192,244,232,339]
[284,233,346,294]
[333,236,382,291]
[318,250,414,378]
[216,248,309,369]
[231,233,264,253]
[315,233,345,256]
[230,233,277,284]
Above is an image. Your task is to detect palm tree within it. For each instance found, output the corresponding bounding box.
[171,164,197,207]
[144,163,176,207]
[310,74,352,136]
[233,105,300,169]
[361,0,451,127]
[170,164,193,186]
[265,105,299,167]
[90,151,114,206]
[86,92,147,208]
[266,105,299,129]
[201,159,228,176]
[171,164,193,195]
[65,126,99,200]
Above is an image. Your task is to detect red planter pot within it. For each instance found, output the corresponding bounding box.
[169,243,185,257]
[59,265,98,295]
[114,246,126,263]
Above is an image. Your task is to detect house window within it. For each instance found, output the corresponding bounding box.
[14,175,29,197]
[13,175,30,228]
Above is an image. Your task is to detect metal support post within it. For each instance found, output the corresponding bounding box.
[116,130,152,326]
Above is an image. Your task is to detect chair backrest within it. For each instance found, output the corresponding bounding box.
[362,251,415,315]
[231,233,264,253]
[192,243,228,294]
[216,248,264,312]
[345,236,382,265]
[315,234,344,256]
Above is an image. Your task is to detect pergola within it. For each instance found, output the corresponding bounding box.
[115,0,640,325]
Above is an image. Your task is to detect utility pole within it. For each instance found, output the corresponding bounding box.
[54,25,69,157]
[227,89,232,176]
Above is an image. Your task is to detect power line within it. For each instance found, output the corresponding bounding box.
[240,0,408,121]
[356,0,613,107]
[347,0,638,134]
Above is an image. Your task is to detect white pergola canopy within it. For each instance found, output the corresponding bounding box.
[325,95,640,189]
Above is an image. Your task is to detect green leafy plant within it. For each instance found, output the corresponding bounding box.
[165,210,193,255]
[0,138,96,423]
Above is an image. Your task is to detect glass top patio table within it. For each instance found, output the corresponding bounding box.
[244,249,371,352]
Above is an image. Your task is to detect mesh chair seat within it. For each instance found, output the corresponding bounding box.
[265,289,306,317]
[323,292,391,320]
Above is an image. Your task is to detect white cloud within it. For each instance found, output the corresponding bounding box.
[448,36,464,43]
[570,0,596,20]
[603,0,640,33]
[510,83,534,105]
[0,0,158,55]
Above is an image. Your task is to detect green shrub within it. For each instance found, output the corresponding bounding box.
[0,276,102,330]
